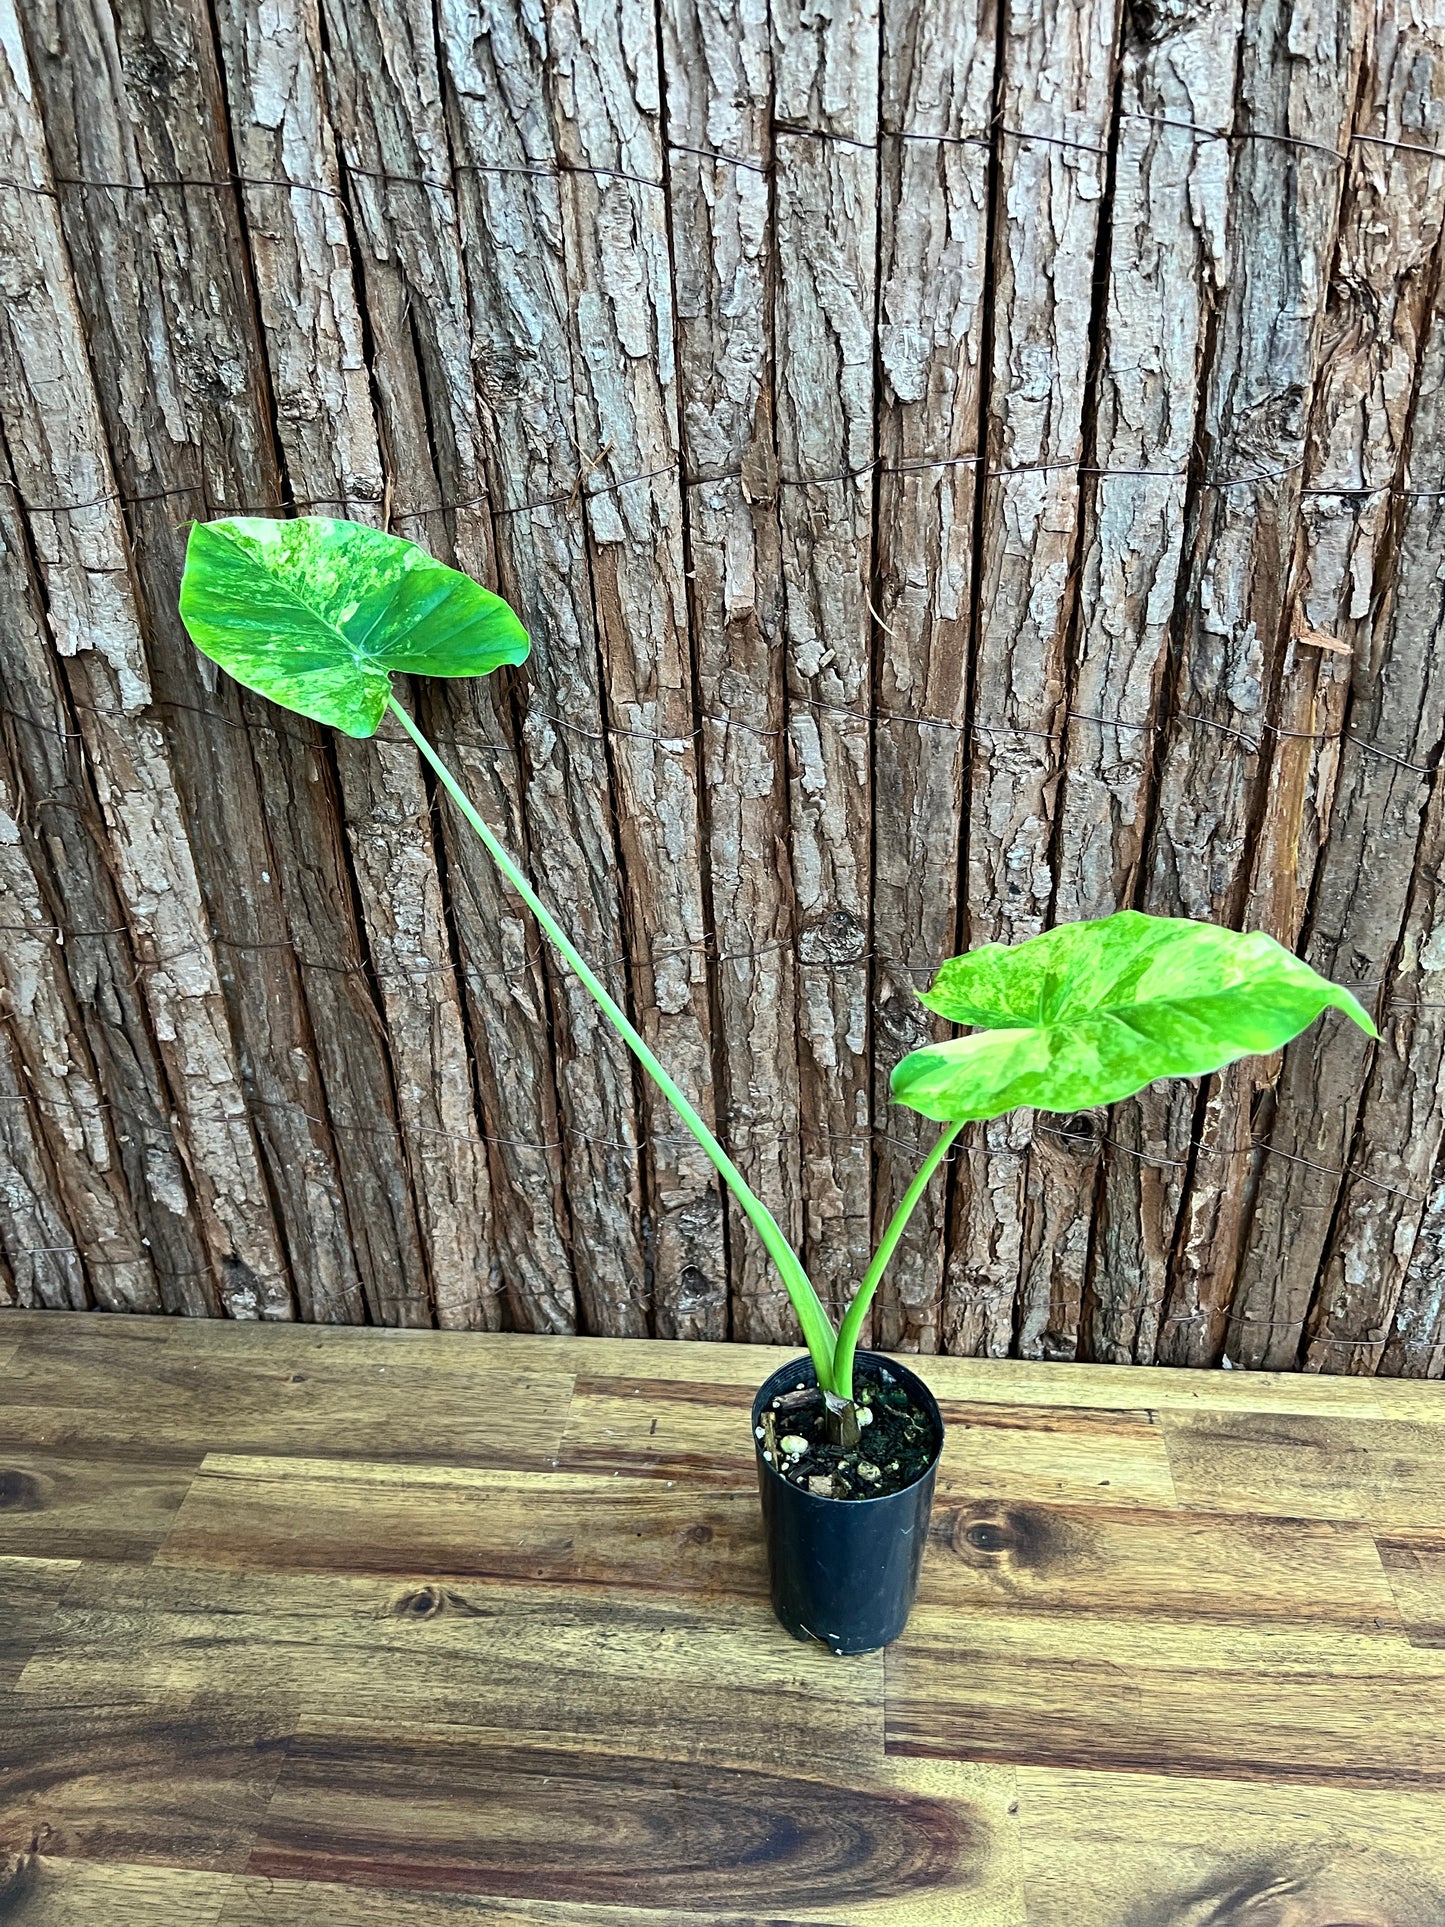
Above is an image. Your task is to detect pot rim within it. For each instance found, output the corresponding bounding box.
[750,1348,944,1508]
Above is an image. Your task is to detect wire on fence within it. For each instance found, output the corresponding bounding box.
[7,445,1445,523]
[0,1068,1427,1204]
[4,667,1433,794]
[3,99,1441,214]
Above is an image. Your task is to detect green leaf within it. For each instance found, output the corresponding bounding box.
[178,517,530,738]
[891,911,1379,1124]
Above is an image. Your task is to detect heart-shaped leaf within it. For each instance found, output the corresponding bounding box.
[891,911,1377,1124]
[178,517,530,737]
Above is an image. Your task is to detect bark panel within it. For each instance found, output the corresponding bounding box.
[945,0,1122,1357]
[870,0,995,1353]
[771,0,880,1319]
[1101,0,1368,1367]
[659,0,803,1339]
[1231,15,1445,1368]
[547,0,726,1337]
[0,5,292,1317]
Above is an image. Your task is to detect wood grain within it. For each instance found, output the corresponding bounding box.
[919,1499,1400,1629]
[0,1557,78,1687]
[156,1458,764,1593]
[219,1880,883,1927]
[250,1722,1009,1920]
[0,1451,197,1563]
[932,1402,1176,1509]
[1160,1408,1445,1527]
[1014,1766,1445,1927]
[0,1858,233,1927]
[888,1609,1445,1784]
[559,1373,758,1484]
[1,1325,572,1465]
[0,1699,287,1871]
[17,1577,889,1793]
[5,1321,1445,1920]
[1377,1533,1445,1648]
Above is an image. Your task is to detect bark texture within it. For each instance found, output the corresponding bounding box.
[5,0,1445,1377]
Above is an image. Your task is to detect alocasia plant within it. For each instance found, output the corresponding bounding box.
[179,517,1378,1418]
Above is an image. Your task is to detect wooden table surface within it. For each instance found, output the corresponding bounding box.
[2,1313,1443,1925]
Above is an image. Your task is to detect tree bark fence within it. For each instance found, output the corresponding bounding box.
[2,0,1445,1374]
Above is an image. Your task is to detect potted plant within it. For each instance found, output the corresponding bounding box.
[178,517,1377,1653]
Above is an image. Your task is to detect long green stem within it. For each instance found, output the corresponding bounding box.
[389,696,839,1389]
[832,1119,962,1402]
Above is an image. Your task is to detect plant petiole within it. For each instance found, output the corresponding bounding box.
[387,696,840,1391]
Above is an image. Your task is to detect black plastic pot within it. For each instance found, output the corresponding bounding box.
[751,1349,943,1655]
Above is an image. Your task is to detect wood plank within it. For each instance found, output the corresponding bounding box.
[0,1699,287,1872]
[129,1321,801,1392]
[561,1380,1190,1507]
[1357,1378,1445,1424]
[220,1878,858,1927]
[523,1329,1389,1412]
[1161,1409,1445,1527]
[562,1374,1172,1503]
[156,1459,763,1595]
[2,1327,572,1465]
[921,1498,1401,1631]
[1015,1765,1445,1926]
[0,1556,78,1686]
[1377,1533,1445,1648]
[0,1451,196,1562]
[249,1721,1018,1922]
[559,1375,758,1485]
[887,1607,1445,1784]
[2,1311,174,1345]
[17,1562,877,1774]
[0,1857,232,1927]
[922,1359,1385,1416]
[933,1403,1176,1510]
[0,1312,1405,1409]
